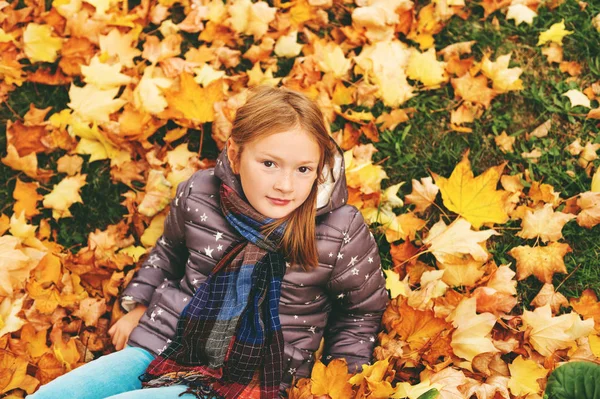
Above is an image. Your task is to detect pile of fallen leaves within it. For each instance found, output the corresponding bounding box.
[1,0,600,397]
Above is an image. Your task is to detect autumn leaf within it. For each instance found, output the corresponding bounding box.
[423,217,499,264]
[432,151,509,228]
[516,203,576,242]
[23,23,63,63]
[164,73,224,124]
[405,177,439,214]
[310,359,353,399]
[42,174,87,220]
[507,355,548,397]
[508,243,571,283]
[406,48,448,87]
[448,297,499,361]
[68,84,127,124]
[537,19,573,46]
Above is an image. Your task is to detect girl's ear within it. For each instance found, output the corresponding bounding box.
[226,137,240,174]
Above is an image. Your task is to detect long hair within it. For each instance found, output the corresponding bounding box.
[228,85,336,270]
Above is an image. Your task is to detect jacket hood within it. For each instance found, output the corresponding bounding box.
[214,136,348,217]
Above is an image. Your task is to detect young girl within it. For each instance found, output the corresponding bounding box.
[29,85,389,399]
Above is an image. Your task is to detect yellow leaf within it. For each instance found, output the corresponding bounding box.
[0,296,26,338]
[507,355,548,396]
[0,346,29,394]
[119,245,148,262]
[165,73,224,123]
[23,24,63,63]
[193,64,226,88]
[138,170,172,218]
[310,359,353,399]
[314,41,352,78]
[99,29,142,68]
[42,174,87,220]
[591,164,600,193]
[537,19,573,46]
[81,56,132,89]
[480,53,523,93]
[509,243,571,283]
[0,28,16,43]
[68,84,126,124]
[522,304,593,356]
[448,297,498,361]
[227,0,276,40]
[577,192,600,229]
[517,203,576,242]
[506,4,537,25]
[423,217,498,264]
[141,214,167,248]
[563,89,591,108]
[432,151,509,228]
[133,66,173,114]
[274,30,303,58]
[384,268,409,299]
[405,177,439,214]
[406,47,448,87]
[246,63,282,87]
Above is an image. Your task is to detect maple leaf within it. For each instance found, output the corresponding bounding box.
[80,56,132,89]
[563,89,591,108]
[310,359,353,399]
[193,64,226,87]
[42,174,87,220]
[424,218,498,264]
[448,297,499,361]
[406,47,448,87]
[516,203,576,242]
[537,19,573,46]
[23,23,63,63]
[133,66,173,114]
[68,84,127,124]
[421,367,468,399]
[593,167,600,192]
[98,29,142,68]
[246,62,282,87]
[353,40,414,107]
[405,177,439,213]
[522,304,594,356]
[138,170,172,218]
[164,73,224,124]
[384,268,410,299]
[432,151,509,228]
[507,355,548,397]
[313,41,352,78]
[480,53,523,93]
[274,30,303,58]
[72,297,107,327]
[227,0,276,40]
[349,358,395,398]
[13,179,42,219]
[531,283,568,313]
[382,297,450,352]
[0,296,26,338]
[0,345,40,394]
[506,4,537,25]
[570,289,600,330]
[451,73,496,108]
[495,131,515,153]
[508,242,571,283]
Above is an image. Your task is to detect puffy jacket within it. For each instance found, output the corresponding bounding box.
[119,140,389,395]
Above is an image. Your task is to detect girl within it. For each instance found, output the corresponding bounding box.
[29,85,389,399]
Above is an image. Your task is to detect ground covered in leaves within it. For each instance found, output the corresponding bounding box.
[1,0,600,397]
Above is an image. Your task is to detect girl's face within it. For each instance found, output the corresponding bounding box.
[227,127,321,219]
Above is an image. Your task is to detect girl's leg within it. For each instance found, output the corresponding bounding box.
[27,345,155,399]
[105,385,202,399]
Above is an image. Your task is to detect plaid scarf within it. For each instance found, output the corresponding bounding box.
[139,184,287,399]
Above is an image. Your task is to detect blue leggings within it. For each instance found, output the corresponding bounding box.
[27,345,199,399]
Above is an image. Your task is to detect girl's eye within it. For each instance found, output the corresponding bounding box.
[298,166,311,174]
[263,161,275,168]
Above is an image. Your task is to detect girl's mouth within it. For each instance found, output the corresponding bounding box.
[267,197,291,206]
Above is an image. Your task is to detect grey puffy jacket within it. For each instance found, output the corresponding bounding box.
[119,140,389,395]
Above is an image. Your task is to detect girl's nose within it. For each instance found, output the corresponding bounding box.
[274,172,293,193]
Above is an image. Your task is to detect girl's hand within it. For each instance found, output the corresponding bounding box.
[108,303,148,351]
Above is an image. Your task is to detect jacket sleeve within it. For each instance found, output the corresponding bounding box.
[322,209,389,372]
[119,178,192,312]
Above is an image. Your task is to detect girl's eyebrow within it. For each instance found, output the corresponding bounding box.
[258,152,318,165]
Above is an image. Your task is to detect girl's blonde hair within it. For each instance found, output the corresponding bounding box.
[228,85,336,270]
